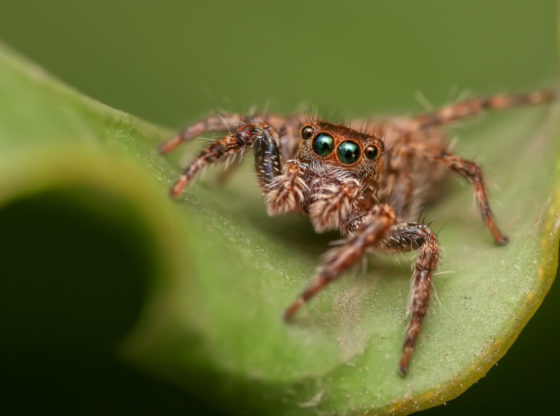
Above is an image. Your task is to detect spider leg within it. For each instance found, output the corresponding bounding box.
[169,123,283,197]
[411,142,508,244]
[411,89,555,131]
[377,222,439,376]
[283,204,395,320]
[158,113,296,154]
[348,89,554,139]
[159,114,246,154]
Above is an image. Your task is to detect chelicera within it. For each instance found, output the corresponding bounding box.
[158,89,554,375]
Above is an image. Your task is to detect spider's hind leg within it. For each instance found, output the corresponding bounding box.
[411,89,555,131]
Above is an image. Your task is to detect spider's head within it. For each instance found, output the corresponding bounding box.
[297,121,384,177]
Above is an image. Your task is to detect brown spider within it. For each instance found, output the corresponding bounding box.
[159,89,554,376]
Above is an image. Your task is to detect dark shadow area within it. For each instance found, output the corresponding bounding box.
[247,211,336,255]
[422,252,560,415]
[0,188,218,415]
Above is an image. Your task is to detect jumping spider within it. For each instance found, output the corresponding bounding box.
[159,89,554,375]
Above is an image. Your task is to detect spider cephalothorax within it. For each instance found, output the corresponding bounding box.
[297,121,383,173]
[159,89,554,375]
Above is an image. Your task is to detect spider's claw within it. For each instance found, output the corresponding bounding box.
[283,310,292,322]
[398,362,409,377]
[489,227,509,246]
[169,188,181,199]
[283,297,304,322]
[398,345,414,377]
[496,235,509,246]
[170,176,188,199]
[158,135,183,155]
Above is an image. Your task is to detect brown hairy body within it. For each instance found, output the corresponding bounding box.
[159,89,554,375]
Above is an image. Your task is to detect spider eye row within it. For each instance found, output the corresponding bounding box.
[301,126,380,165]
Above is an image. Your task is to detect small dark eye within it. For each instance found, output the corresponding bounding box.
[337,141,361,164]
[312,133,335,156]
[301,125,314,140]
[365,145,379,160]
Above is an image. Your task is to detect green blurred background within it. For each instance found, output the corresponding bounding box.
[0,0,557,414]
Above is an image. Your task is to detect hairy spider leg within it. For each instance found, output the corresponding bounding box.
[377,222,439,376]
[283,204,396,320]
[285,211,439,376]
[169,123,283,197]
[410,142,508,245]
[158,113,297,155]
[411,89,555,131]
[159,114,246,154]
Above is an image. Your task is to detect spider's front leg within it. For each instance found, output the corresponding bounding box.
[159,113,300,155]
[283,204,396,320]
[167,122,284,197]
[159,114,247,155]
[377,222,439,376]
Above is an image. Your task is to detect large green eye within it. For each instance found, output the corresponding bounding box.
[337,141,361,164]
[312,133,335,157]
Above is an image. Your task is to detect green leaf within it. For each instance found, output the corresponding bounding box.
[1,40,559,415]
